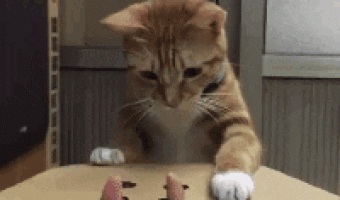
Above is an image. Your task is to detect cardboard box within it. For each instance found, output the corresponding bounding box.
[0,164,338,200]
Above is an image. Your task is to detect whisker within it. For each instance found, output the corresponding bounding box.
[212,100,234,112]
[124,50,140,57]
[195,102,219,123]
[197,99,219,112]
[201,93,233,96]
[199,97,232,113]
[210,99,230,111]
[122,107,147,128]
[118,98,153,112]
[134,105,155,128]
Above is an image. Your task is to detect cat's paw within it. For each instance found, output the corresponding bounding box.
[211,171,254,200]
[90,148,125,165]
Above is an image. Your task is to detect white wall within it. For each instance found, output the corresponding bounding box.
[266,0,340,55]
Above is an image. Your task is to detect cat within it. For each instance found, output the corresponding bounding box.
[90,0,262,199]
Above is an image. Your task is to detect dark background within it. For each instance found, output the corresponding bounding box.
[0,0,49,168]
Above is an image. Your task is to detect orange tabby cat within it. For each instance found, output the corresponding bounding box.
[91,0,262,199]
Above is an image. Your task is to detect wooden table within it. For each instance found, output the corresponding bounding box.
[0,164,338,200]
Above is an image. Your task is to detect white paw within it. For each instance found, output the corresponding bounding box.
[90,148,125,165]
[211,171,254,200]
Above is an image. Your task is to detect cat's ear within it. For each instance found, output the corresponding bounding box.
[185,1,227,34]
[100,2,151,35]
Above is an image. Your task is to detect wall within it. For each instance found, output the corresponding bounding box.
[262,78,340,195]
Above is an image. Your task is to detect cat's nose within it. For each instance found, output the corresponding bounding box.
[166,102,178,108]
[164,87,176,100]
[164,99,180,108]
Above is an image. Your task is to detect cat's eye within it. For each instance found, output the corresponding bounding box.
[140,71,158,80]
[184,67,202,78]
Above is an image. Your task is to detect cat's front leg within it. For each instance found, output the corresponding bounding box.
[116,127,150,164]
[210,126,262,200]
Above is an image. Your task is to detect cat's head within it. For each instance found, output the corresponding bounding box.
[101,0,228,109]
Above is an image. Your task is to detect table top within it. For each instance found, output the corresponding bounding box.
[0,164,338,200]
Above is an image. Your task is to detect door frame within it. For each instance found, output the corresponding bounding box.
[239,0,266,137]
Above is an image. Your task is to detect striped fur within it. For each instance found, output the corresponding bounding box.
[101,0,262,176]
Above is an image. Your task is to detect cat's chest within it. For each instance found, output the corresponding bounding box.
[140,103,216,164]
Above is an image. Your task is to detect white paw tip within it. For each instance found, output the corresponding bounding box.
[90,148,125,165]
[212,171,255,200]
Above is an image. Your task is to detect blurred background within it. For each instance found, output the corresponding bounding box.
[0,0,339,195]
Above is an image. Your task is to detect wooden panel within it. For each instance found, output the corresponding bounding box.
[277,79,286,172]
[60,47,127,69]
[323,82,332,191]
[309,82,318,186]
[60,71,71,165]
[83,72,94,164]
[284,80,304,178]
[331,83,340,195]
[60,70,127,165]
[262,78,340,195]
[316,83,326,188]
[261,74,270,166]
[300,80,312,183]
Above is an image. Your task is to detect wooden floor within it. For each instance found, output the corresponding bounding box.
[0,142,47,191]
